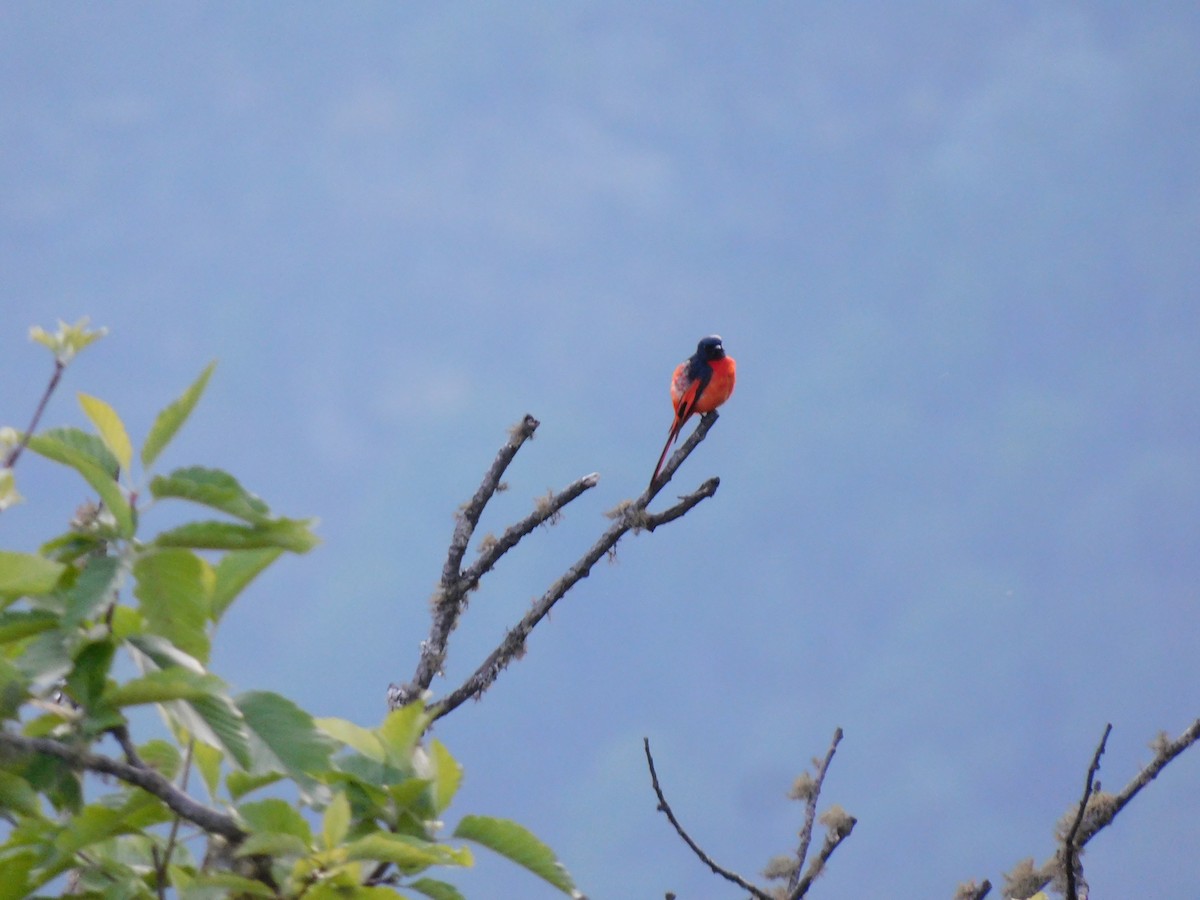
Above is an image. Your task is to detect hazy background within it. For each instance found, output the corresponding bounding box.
[3,4,1198,896]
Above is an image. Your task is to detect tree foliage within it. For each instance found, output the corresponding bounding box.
[0,322,583,899]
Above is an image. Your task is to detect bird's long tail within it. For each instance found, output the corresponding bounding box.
[649,420,683,488]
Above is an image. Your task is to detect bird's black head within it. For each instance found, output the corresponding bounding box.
[696,334,726,360]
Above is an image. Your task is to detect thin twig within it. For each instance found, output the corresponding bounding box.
[787,728,844,897]
[154,738,194,895]
[643,737,773,900]
[3,358,65,469]
[967,717,1200,900]
[417,413,723,720]
[396,415,540,705]
[790,813,857,899]
[1077,717,1200,846]
[458,472,600,593]
[0,731,244,842]
[1063,723,1111,900]
[429,473,720,720]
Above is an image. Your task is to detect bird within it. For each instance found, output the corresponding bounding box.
[650,334,737,488]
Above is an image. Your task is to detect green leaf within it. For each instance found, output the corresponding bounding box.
[210,548,283,621]
[322,790,351,849]
[65,639,115,707]
[150,466,271,523]
[155,518,319,553]
[238,797,313,844]
[226,769,283,801]
[192,740,222,800]
[168,690,253,771]
[453,815,581,896]
[343,832,470,872]
[77,393,133,473]
[13,629,73,694]
[0,769,41,817]
[26,432,134,537]
[62,555,121,628]
[137,739,182,779]
[316,716,386,762]
[124,633,206,673]
[177,872,278,898]
[28,317,107,365]
[142,360,215,469]
[106,667,224,707]
[133,549,213,663]
[0,551,66,601]
[237,690,335,781]
[426,738,463,815]
[0,609,58,645]
[409,878,468,900]
[177,873,276,900]
[378,703,432,770]
[27,426,118,476]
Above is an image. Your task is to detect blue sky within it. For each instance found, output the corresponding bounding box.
[3,4,1199,897]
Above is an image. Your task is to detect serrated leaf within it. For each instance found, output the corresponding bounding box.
[237,690,335,781]
[168,691,252,770]
[77,393,133,473]
[210,548,282,621]
[409,878,468,900]
[106,668,224,707]
[322,790,351,849]
[344,832,469,872]
[25,433,134,537]
[0,609,58,644]
[155,518,319,553]
[453,815,580,896]
[28,426,118,477]
[316,717,386,762]
[150,466,271,523]
[124,633,206,674]
[142,360,215,469]
[132,549,213,663]
[0,551,66,601]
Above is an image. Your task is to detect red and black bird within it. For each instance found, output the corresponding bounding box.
[650,334,737,487]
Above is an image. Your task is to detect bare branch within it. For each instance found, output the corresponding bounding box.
[3,358,65,470]
[965,718,1200,899]
[790,807,856,899]
[1063,723,1111,900]
[640,478,720,532]
[393,415,541,706]
[419,413,723,719]
[642,737,773,900]
[459,472,600,590]
[787,727,844,898]
[0,730,244,842]
[1077,717,1200,845]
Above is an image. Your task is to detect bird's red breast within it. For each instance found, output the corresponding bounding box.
[651,335,736,487]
